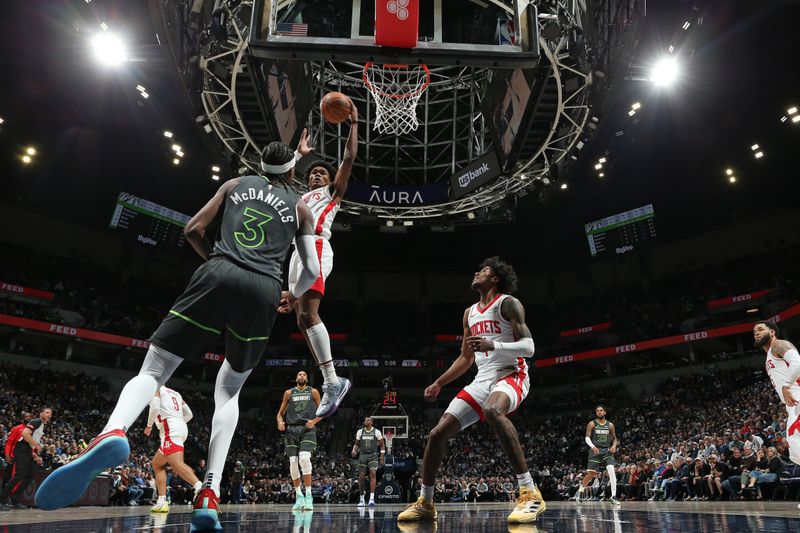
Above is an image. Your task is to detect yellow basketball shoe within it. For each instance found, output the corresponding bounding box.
[508,486,546,523]
[150,501,170,513]
[397,497,437,522]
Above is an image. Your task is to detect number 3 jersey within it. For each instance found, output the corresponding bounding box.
[211,175,300,282]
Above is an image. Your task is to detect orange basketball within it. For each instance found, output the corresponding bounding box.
[320,92,353,124]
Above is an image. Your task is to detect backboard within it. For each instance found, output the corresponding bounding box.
[250,0,539,67]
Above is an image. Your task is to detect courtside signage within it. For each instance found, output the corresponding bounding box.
[346,182,449,206]
[449,151,501,199]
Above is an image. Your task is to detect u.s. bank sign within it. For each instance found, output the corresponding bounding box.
[449,151,502,199]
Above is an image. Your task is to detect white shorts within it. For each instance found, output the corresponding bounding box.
[444,368,530,431]
[785,385,800,462]
[288,238,333,296]
[159,419,188,456]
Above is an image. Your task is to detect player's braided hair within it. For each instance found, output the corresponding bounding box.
[303,160,337,184]
[479,256,518,294]
[261,141,295,182]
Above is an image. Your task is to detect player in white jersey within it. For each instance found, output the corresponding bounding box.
[144,387,202,512]
[398,257,544,524]
[754,321,800,474]
[281,109,358,419]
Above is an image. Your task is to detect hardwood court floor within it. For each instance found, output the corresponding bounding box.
[0,501,798,532]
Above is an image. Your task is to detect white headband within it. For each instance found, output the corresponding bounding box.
[261,150,302,175]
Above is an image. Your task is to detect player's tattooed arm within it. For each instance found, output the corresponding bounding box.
[276,389,291,431]
[771,339,798,358]
[331,104,359,201]
[500,297,533,340]
[184,178,240,260]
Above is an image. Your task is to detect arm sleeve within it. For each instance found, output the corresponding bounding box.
[290,235,321,299]
[146,398,159,428]
[492,338,535,359]
[782,349,800,386]
[182,402,193,423]
[355,429,362,440]
[585,436,596,449]
[375,429,383,440]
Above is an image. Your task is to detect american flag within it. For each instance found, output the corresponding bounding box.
[276,22,308,36]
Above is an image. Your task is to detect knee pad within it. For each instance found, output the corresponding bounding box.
[299,451,312,475]
[140,345,183,388]
[289,456,300,480]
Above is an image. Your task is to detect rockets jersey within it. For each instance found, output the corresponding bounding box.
[301,185,339,241]
[467,293,530,382]
[765,345,800,404]
[155,387,187,430]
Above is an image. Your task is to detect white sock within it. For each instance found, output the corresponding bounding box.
[295,485,303,497]
[306,323,339,386]
[103,345,182,433]
[370,492,375,501]
[304,486,312,497]
[193,481,202,492]
[156,495,166,505]
[516,472,534,490]
[421,484,434,502]
[204,360,252,497]
[606,465,617,497]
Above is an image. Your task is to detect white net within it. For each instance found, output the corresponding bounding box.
[363,63,430,135]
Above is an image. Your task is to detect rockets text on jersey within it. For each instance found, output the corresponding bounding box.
[467,294,530,382]
[766,345,800,403]
[302,186,339,240]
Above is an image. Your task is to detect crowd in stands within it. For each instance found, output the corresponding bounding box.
[2,244,799,358]
[2,356,798,507]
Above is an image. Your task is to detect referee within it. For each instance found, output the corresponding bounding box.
[1,407,52,510]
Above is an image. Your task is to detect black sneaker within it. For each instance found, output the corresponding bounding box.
[0,503,10,512]
[11,502,28,509]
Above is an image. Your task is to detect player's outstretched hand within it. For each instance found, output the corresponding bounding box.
[424,382,441,401]
[783,385,799,407]
[349,102,359,124]
[278,291,296,314]
[297,128,315,156]
[466,336,493,353]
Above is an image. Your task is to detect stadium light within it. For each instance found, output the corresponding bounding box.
[650,57,679,87]
[171,144,181,152]
[140,91,149,99]
[136,85,145,92]
[725,168,733,176]
[21,155,32,164]
[682,21,691,30]
[729,176,736,183]
[598,157,606,163]
[594,163,603,170]
[750,144,759,151]
[176,150,184,158]
[211,165,221,173]
[788,106,798,115]
[560,183,568,190]
[91,31,128,66]
[754,151,764,159]
[793,115,800,124]
[386,220,395,227]
[467,212,476,220]
[668,44,675,53]
[403,220,414,227]
[163,130,173,138]
[631,102,641,110]
[26,147,36,156]
[172,158,180,165]
[211,174,220,181]
[599,172,605,178]
[0,117,5,124]
[628,110,636,117]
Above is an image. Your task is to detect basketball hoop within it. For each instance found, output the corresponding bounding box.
[363,63,430,135]
[384,430,395,454]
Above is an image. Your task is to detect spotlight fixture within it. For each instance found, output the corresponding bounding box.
[560,183,568,190]
[21,155,32,164]
[386,220,394,227]
[0,117,4,124]
[594,163,603,170]
[140,92,149,99]
[100,22,109,32]
[628,110,636,117]
[750,144,759,151]
[171,144,181,152]
[728,176,736,183]
[136,85,145,92]
[91,31,128,66]
[792,116,800,124]
[211,165,221,173]
[163,130,174,138]
[25,147,36,156]
[725,168,733,176]
[650,57,679,87]
[682,21,691,30]
[598,157,606,163]
[599,173,605,178]
[788,106,798,115]
[212,175,220,181]
[172,158,180,165]
[754,151,764,159]
[467,212,476,220]
[631,102,641,110]
[668,44,675,53]
[403,220,414,227]
[176,150,184,158]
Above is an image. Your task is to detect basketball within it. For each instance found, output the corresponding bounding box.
[320,92,353,124]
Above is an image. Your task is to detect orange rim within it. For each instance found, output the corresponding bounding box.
[362,62,431,100]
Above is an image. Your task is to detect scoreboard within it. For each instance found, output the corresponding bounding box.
[109,192,190,249]
[585,204,656,257]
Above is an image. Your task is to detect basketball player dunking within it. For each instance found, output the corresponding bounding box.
[35,141,321,532]
[279,104,359,418]
[572,405,620,505]
[754,319,800,511]
[398,257,543,524]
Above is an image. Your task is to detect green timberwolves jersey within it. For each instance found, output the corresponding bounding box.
[211,175,299,281]
[592,419,612,449]
[285,386,316,425]
[359,427,379,454]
